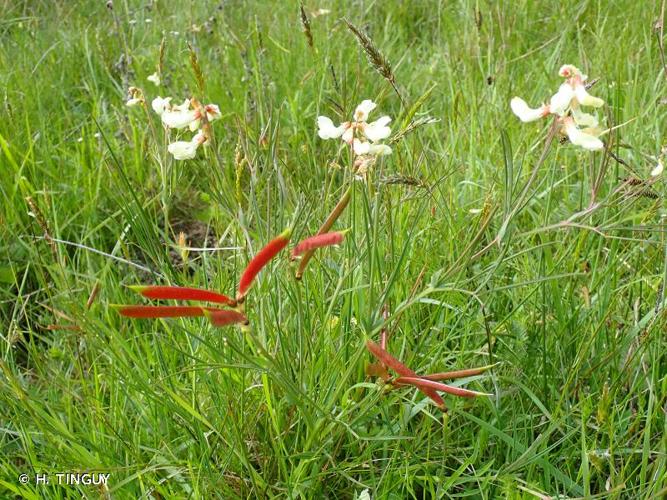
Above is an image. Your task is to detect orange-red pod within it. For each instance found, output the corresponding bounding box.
[129,285,236,306]
[393,376,488,398]
[113,305,212,318]
[237,228,291,300]
[365,340,445,408]
[421,365,495,381]
[204,309,249,327]
[291,231,345,258]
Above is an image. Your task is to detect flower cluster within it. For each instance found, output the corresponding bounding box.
[151,96,221,160]
[317,99,392,157]
[510,64,605,151]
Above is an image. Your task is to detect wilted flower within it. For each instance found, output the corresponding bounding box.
[125,86,144,107]
[167,130,207,160]
[510,64,605,151]
[317,99,392,156]
[147,72,161,86]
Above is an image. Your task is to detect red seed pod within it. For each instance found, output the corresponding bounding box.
[393,376,489,398]
[113,305,211,318]
[365,340,445,408]
[204,309,249,327]
[421,365,496,381]
[291,231,345,258]
[128,285,236,306]
[237,228,291,300]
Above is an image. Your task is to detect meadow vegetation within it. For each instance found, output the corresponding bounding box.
[1,0,666,497]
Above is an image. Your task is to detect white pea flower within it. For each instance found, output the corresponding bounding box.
[147,72,161,86]
[126,98,142,107]
[187,104,222,131]
[561,117,603,151]
[151,96,172,115]
[167,130,207,160]
[353,139,392,156]
[510,64,605,151]
[651,159,664,177]
[161,100,221,130]
[317,99,392,156]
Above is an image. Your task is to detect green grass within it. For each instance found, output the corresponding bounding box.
[1,0,666,498]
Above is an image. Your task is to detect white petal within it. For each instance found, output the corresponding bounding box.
[189,119,201,132]
[549,84,575,116]
[151,96,172,115]
[563,119,604,151]
[162,109,199,129]
[510,97,548,122]
[317,116,345,139]
[352,139,370,155]
[354,99,376,121]
[341,126,354,144]
[363,116,392,141]
[168,140,199,160]
[147,72,161,86]
[126,98,142,107]
[651,160,664,177]
[367,143,392,156]
[172,99,191,112]
[571,106,598,127]
[574,84,604,108]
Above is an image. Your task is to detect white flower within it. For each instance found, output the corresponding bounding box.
[167,130,207,160]
[317,99,392,157]
[353,139,392,156]
[151,96,172,115]
[511,64,605,151]
[651,159,664,177]
[162,107,199,129]
[125,98,142,107]
[562,117,604,151]
[357,489,371,500]
[147,72,161,86]
[188,104,222,131]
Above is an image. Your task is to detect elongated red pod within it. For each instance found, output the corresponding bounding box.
[421,364,496,381]
[366,340,444,408]
[129,285,236,306]
[113,305,212,318]
[291,231,345,258]
[394,377,490,398]
[204,309,249,327]
[237,228,291,300]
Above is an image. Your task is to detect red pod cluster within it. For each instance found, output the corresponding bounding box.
[366,340,492,408]
[237,228,291,301]
[366,340,445,408]
[291,231,346,258]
